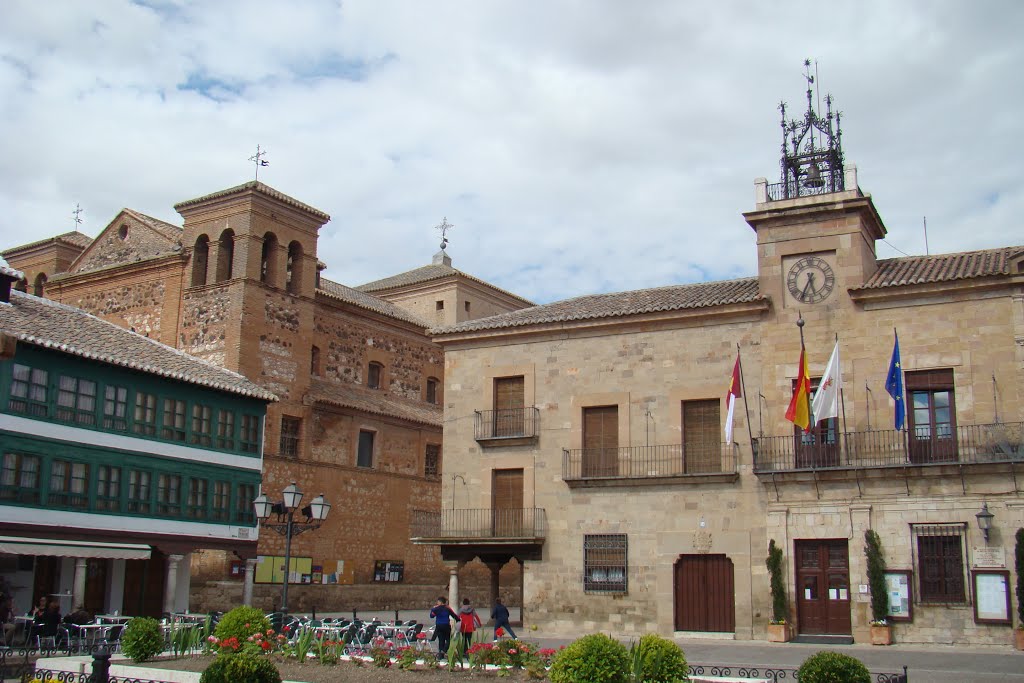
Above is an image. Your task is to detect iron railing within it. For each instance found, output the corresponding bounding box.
[410,507,546,540]
[753,421,1023,472]
[688,663,907,683]
[766,165,845,201]
[474,407,540,440]
[562,443,737,481]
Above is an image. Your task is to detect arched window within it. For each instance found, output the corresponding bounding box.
[368,362,384,390]
[32,273,47,297]
[260,232,279,285]
[311,345,321,376]
[216,229,234,282]
[191,235,209,287]
[286,241,303,294]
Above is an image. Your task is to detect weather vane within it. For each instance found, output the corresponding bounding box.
[248,144,270,181]
[72,203,83,232]
[435,217,454,251]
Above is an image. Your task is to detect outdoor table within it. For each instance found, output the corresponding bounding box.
[73,623,109,649]
[171,612,208,624]
[95,614,131,624]
[13,615,34,645]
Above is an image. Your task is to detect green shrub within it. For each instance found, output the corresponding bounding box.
[634,634,689,682]
[200,653,282,683]
[213,606,272,645]
[864,530,889,623]
[797,651,870,683]
[1015,528,1024,627]
[120,617,164,663]
[549,633,630,683]
[766,539,787,623]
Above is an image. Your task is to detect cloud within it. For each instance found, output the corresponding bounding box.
[0,0,1021,304]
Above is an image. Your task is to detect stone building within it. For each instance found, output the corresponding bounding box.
[425,86,1024,645]
[2,182,530,612]
[0,260,274,618]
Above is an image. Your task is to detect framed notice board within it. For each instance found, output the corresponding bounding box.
[254,556,313,584]
[883,570,913,623]
[972,570,1011,625]
[373,560,404,583]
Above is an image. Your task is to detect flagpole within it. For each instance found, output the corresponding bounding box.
[737,343,754,448]
[797,313,813,428]
[836,333,848,437]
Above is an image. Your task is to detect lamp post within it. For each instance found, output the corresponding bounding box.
[253,482,331,615]
[975,502,994,544]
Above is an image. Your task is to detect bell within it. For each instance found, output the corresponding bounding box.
[803,162,824,188]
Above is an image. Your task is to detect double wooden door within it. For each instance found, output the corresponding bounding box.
[795,540,851,635]
[673,554,735,633]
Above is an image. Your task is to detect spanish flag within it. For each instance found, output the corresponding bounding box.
[724,351,742,445]
[785,344,813,431]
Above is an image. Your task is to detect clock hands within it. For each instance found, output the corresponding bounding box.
[801,272,818,301]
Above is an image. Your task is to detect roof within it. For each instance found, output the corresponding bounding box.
[854,246,1024,290]
[0,256,24,282]
[307,379,442,427]
[0,291,277,402]
[1,231,93,256]
[356,259,534,306]
[174,181,331,222]
[122,208,183,240]
[433,277,764,334]
[317,278,431,327]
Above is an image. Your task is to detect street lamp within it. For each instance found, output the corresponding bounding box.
[975,502,994,544]
[253,483,331,615]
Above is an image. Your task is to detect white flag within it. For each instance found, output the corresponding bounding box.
[811,341,842,421]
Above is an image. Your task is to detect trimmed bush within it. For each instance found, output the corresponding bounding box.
[864,529,889,623]
[200,653,282,683]
[213,606,272,644]
[549,633,630,683]
[797,651,870,683]
[634,633,689,682]
[1016,528,1024,627]
[120,617,164,663]
[766,539,787,623]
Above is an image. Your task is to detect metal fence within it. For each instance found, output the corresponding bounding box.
[2,648,177,683]
[410,507,547,540]
[474,407,540,440]
[689,662,908,682]
[563,443,738,480]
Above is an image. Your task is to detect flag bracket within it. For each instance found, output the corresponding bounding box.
[854,467,863,498]
[1012,461,1020,494]
[812,468,821,500]
[958,464,967,496]
[770,472,781,502]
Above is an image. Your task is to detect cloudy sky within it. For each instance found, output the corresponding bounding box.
[1,1,1020,304]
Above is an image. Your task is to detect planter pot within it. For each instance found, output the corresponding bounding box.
[1015,629,1024,651]
[870,624,892,646]
[767,623,790,643]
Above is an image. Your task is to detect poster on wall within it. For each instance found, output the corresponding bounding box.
[972,570,1011,625]
[883,570,913,622]
[254,556,314,584]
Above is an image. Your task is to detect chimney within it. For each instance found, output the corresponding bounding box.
[0,257,25,304]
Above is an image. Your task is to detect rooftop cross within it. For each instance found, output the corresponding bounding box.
[248,144,270,181]
[72,203,83,232]
[435,217,454,251]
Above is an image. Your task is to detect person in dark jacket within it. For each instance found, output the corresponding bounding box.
[35,602,61,641]
[491,597,517,640]
[428,596,459,658]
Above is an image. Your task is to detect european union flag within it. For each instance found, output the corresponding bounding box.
[885,332,905,430]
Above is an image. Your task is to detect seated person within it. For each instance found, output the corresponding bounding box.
[0,596,16,644]
[36,602,62,641]
[64,608,93,626]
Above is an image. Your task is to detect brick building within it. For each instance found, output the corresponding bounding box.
[425,86,1024,645]
[2,182,530,612]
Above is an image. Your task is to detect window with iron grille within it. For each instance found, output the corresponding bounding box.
[127,470,151,513]
[56,375,97,425]
[191,404,213,446]
[157,473,182,516]
[425,444,440,478]
[134,392,157,436]
[9,364,48,417]
[912,523,967,604]
[212,481,230,521]
[236,483,256,524]
[216,409,235,450]
[49,460,89,508]
[103,385,128,431]
[1,453,40,504]
[95,465,120,512]
[162,399,187,441]
[240,414,260,453]
[584,534,628,594]
[280,416,301,457]
[357,430,375,468]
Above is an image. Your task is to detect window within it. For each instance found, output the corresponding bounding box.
[357,430,375,468]
[33,273,46,297]
[425,444,440,479]
[134,392,157,436]
[212,481,230,521]
[187,478,208,519]
[127,470,151,513]
[103,385,128,431]
[157,473,181,516]
[464,301,471,314]
[584,534,628,593]
[49,460,88,508]
[286,241,303,294]
[280,416,301,457]
[582,406,618,477]
[792,377,839,468]
[95,465,120,512]
[913,523,967,604]
[260,233,278,285]
[240,414,260,454]
[56,375,97,425]
[216,229,234,282]
[191,404,213,446]
[368,362,383,390]
[907,369,957,464]
[426,377,439,405]
[162,399,187,441]
[216,410,235,450]
[435,300,444,311]
[682,399,721,474]
[0,453,40,503]
[9,363,48,416]
[236,483,256,524]
[311,345,321,376]
[191,235,209,287]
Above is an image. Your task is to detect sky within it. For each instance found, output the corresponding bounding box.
[1,1,1021,305]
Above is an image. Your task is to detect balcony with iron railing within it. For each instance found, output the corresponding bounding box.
[410,507,547,544]
[474,407,540,444]
[752,421,1023,473]
[562,443,738,487]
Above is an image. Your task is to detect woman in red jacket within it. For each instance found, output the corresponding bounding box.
[457,597,483,655]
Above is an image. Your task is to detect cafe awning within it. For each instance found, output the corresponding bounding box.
[0,535,151,560]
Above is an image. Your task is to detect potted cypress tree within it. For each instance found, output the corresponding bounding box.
[1015,528,1024,650]
[766,539,790,642]
[864,529,892,645]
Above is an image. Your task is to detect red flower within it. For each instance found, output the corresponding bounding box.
[261,641,271,651]
[495,627,504,637]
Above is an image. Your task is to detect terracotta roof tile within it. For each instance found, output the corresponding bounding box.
[317,278,431,327]
[1,231,93,256]
[855,246,1024,290]
[356,260,533,306]
[174,181,330,222]
[307,379,442,427]
[0,291,276,402]
[433,277,763,334]
[122,209,183,240]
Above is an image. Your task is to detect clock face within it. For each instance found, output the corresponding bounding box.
[787,256,835,304]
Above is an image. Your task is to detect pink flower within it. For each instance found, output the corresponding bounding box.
[509,649,517,655]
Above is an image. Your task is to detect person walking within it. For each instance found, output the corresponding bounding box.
[428,596,459,659]
[491,597,517,640]
[457,597,482,655]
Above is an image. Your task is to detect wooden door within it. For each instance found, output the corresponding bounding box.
[795,540,851,635]
[492,469,524,537]
[682,400,721,473]
[494,377,525,437]
[123,554,165,617]
[674,554,735,632]
[84,559,107,615]
[583,406,619,477]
